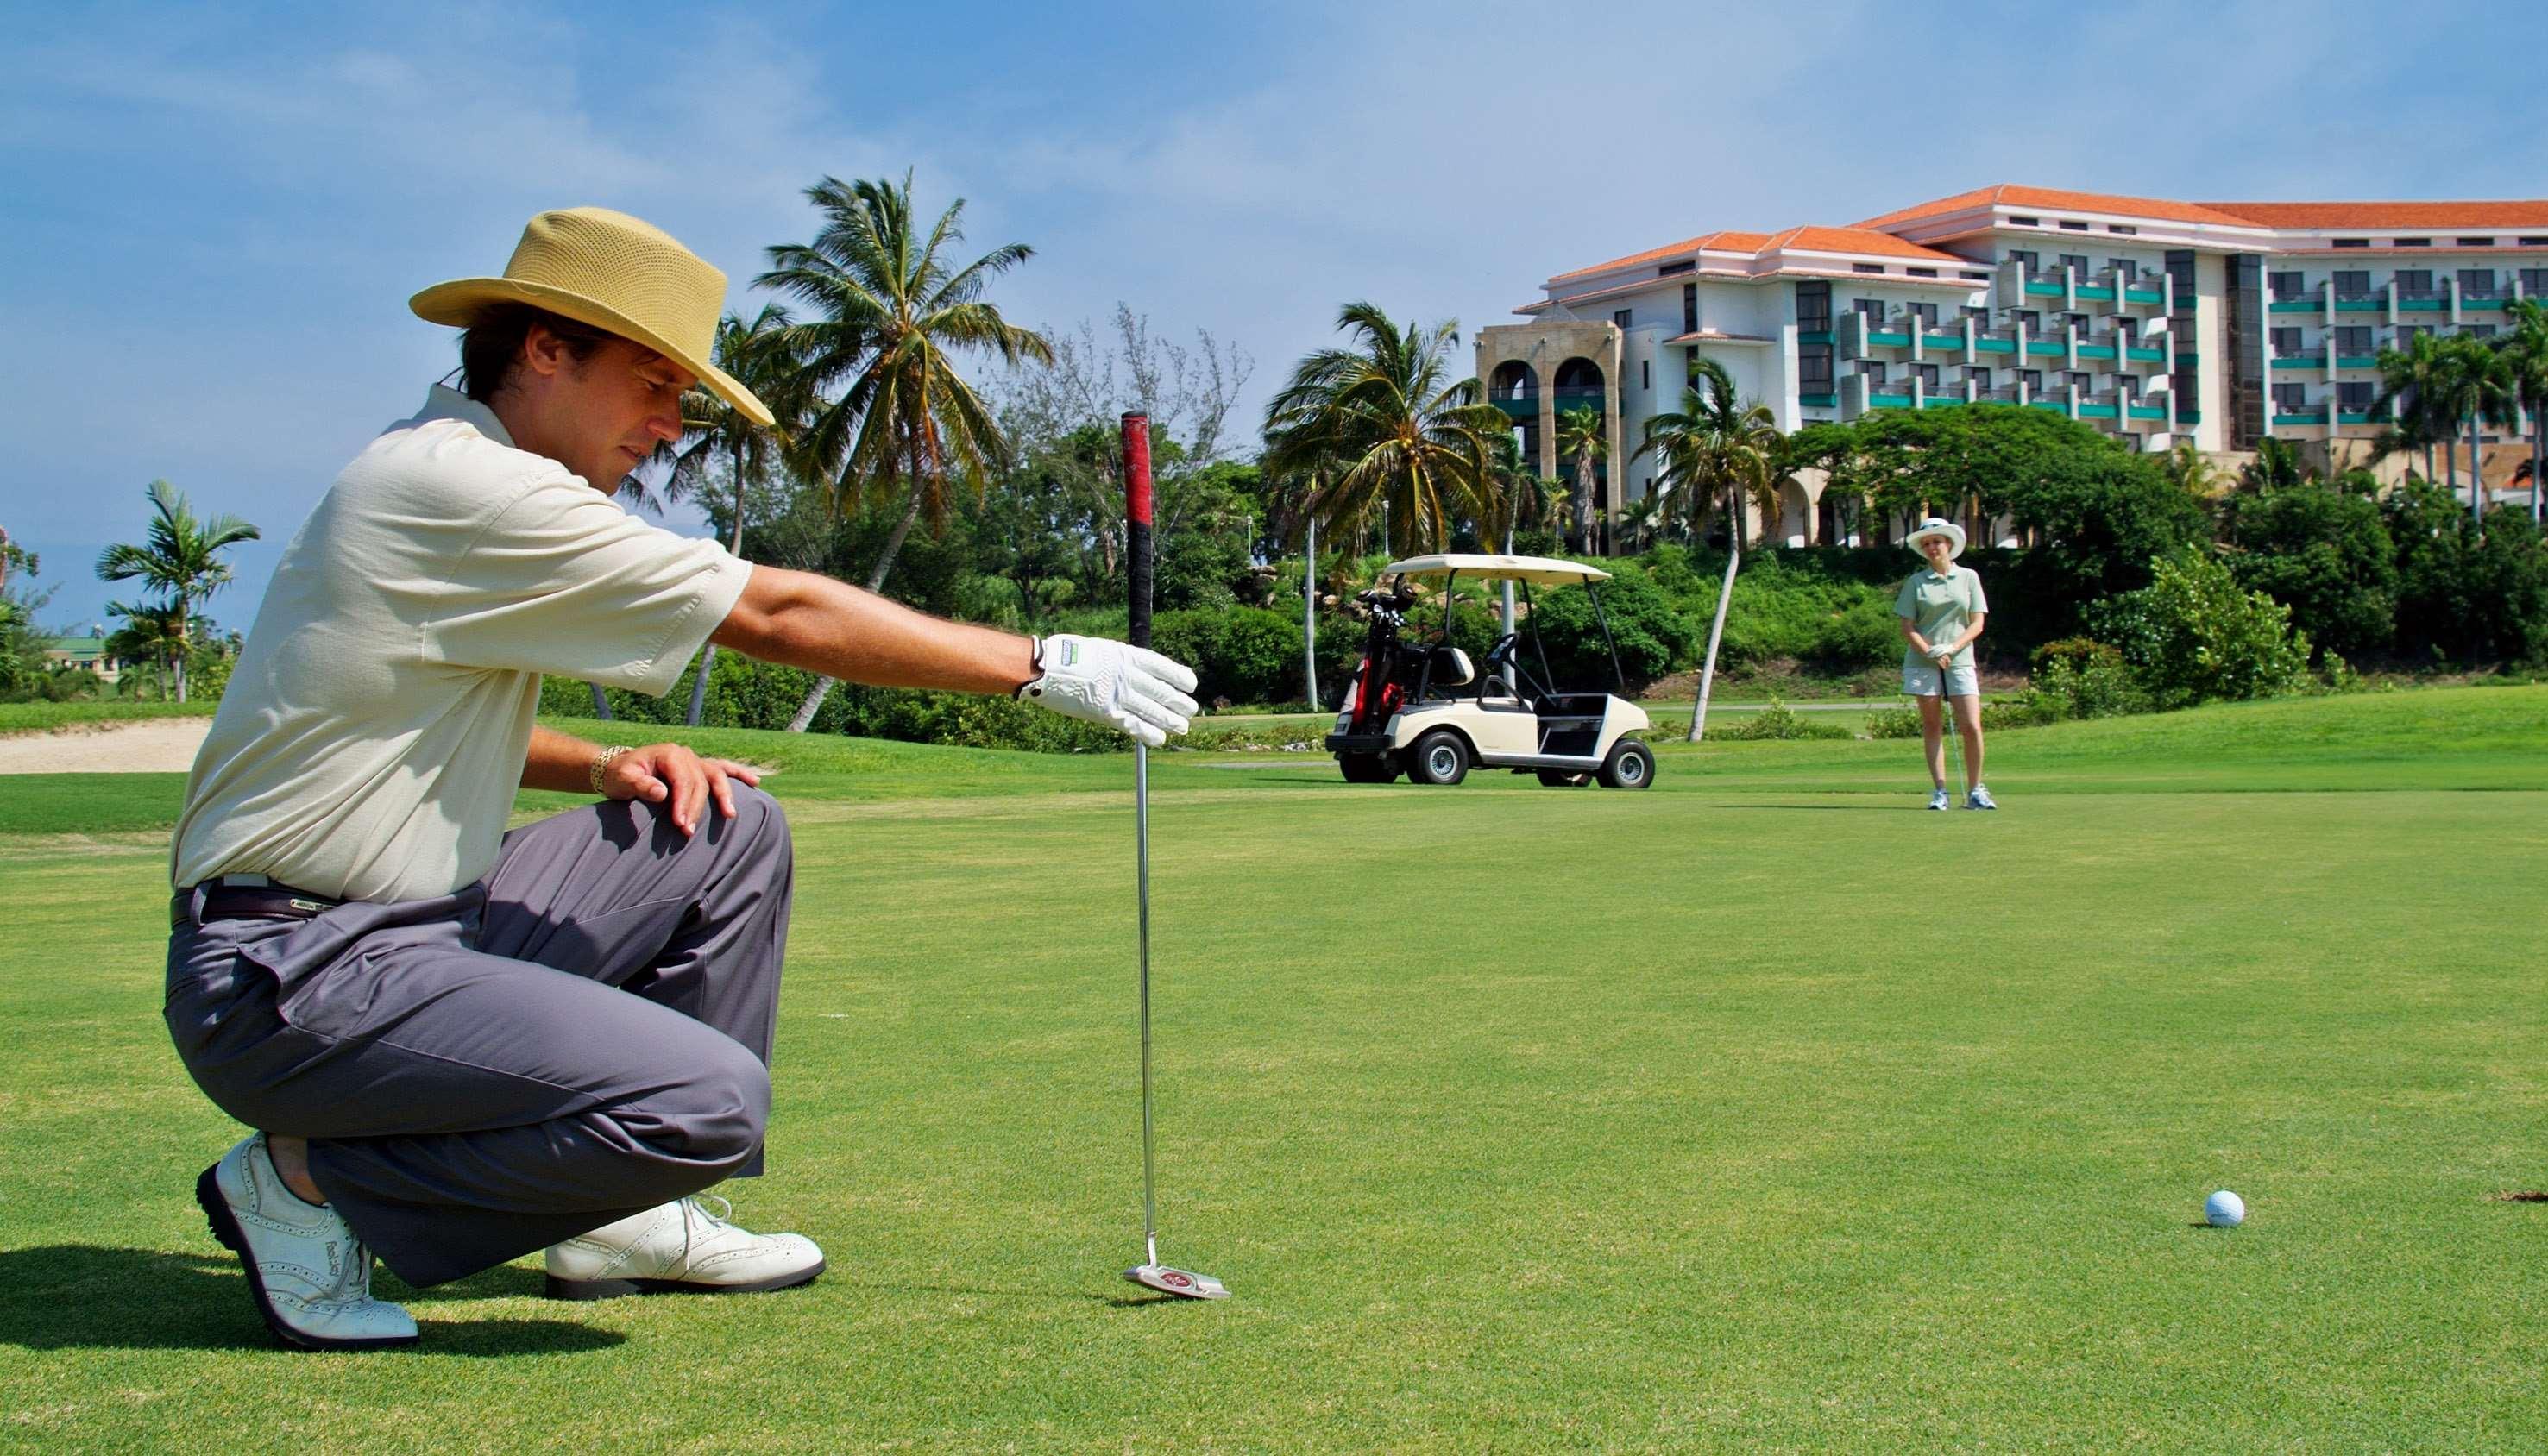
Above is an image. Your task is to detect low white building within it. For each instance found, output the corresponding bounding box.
[1482,185,2548,545]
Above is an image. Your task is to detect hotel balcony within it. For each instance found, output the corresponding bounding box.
[1837,372,1914,419]
[1836,311,1914,360]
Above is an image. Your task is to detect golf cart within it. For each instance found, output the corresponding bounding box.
[1323,553,1654,789]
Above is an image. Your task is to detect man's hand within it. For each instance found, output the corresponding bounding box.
[602,743,764,838]
[1020,635,1200,748]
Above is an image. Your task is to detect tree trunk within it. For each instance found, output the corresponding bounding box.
[785,487,926,733]
[2444,436,2457,501]
[2470,411,2485,530]
[1500,522,1518,696]
[1302,513,1320,710]
[588,681,613,719]
[1689,486,1740,744]
[2532,406,2543,523]
[687,442,754,728]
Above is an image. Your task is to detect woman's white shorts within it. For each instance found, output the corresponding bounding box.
[1903,659,1979,698]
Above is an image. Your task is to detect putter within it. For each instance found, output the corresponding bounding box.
[1117,411,1229,1302]
[1942,656,1960,809]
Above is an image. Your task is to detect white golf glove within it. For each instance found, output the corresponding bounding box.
[1019,635,1200,748]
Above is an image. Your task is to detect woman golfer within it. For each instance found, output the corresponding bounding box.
[1896,517,1996,811]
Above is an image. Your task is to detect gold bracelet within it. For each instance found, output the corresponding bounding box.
[589,744,633,794]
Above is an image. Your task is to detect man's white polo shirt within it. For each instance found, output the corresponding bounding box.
[171,386,749,904]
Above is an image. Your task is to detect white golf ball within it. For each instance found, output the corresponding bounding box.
[2205,1190,2246,1227]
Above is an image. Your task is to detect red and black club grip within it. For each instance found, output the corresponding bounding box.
[1123,411,1153,651]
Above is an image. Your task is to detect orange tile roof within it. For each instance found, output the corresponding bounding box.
[1851,185,2259,230]
[2199,199,2548,229]
[1547,225,1964,286]
[1548,229,1771,282]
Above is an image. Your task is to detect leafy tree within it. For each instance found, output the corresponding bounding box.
[2382,480,2548,662]
[2431,333,2520,527]
[2237,436,2304,492]
[2496,297,2548,523]
[1991,436,2210,649]
[1554,405,1607,552]
[1261,302,1508,557]
[758,171,1054,730]
[94,480,260,703]
[2223,484,2398,659]
[2162,439,2230,499]
[2090,548,2311,708]
[1522,574,1694,687]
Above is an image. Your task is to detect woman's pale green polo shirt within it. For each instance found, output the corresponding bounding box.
[1894,564,1989,670]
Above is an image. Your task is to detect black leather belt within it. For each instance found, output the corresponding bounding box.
[171,875,343,931]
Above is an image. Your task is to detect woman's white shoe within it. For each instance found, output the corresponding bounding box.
[544,1195,826,1300]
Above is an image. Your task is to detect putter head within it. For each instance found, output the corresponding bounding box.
[1123,1264,1230,1300]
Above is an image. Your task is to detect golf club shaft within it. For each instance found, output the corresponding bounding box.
[1124,412,1158,1266]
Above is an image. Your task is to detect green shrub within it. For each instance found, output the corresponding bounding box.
[2090,549,2312,709]
[1865,703,1924,739]
[2022,638,2151,721]
[1525,574,1694,686]
[1151,606,1305,707]
[2223,485,2398,660]
[1718,699,1851,740]
[2384,487,2548,664]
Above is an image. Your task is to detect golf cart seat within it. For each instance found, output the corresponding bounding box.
[1431,647,1475,687]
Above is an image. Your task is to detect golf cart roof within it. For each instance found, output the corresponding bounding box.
[1380,553,1612,585]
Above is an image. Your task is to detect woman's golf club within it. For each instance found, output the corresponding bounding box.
[1118,411,1228,1302]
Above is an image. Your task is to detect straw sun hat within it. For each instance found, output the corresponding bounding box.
[1904,517,1966,560]
[410,207,773,426]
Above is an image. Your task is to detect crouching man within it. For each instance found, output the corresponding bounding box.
[166,208,1198,1350]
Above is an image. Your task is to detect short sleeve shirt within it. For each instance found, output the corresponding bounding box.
[170,386,750,902]
[1894,564,1989,671]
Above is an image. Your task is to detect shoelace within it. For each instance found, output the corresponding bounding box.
[686,1194,737,1232]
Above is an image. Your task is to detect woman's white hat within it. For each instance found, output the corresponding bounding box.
[1905,517,1966,560]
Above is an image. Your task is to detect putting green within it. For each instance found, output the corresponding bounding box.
[3,688,2543,1448]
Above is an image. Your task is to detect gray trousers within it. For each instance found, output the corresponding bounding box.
[163,787,793,1287]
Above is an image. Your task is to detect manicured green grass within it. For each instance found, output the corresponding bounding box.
[3,689,2545,1447]
[0,699,217,733]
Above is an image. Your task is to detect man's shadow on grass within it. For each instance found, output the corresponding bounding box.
[0,1246,620,1354]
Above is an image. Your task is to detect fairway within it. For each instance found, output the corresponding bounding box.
[4,689,2545,1448]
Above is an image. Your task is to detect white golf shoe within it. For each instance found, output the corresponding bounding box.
[1928,788,1952,811]
[1967,785,1999,811]
[195,1133,418,1351]
[544,1195,825,1301]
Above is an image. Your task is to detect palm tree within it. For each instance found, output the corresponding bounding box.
[1554,405,1608,554]
[2237,436,2305,492]
[1261,302,1509,559]
[654,305,808,725]
[759,171,1054,731]
[2431,333,2520,527]
[1630,359,1783,742]
[2163,440,2230,498]
[2373,331,2452,486]
[95,480,259,703]
[104,597,187,700]
[2495,298,2548,522]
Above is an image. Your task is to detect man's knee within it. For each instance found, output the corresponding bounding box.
[620,1040,770,1173]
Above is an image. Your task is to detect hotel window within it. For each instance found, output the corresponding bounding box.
[1614,309,1633,330]
[1853,263,1884,273]
[1641,360,1651,390]
[2465,324,2497,339]
[2271,327,2303,356]
[2333,238,2369,248]
[2109,258,2138,281]
[2059,220,2089,231]
[1683,283,1699,331]
[2335,326,2372,354]
[2117,317,2137,342]
[2010,216,2040,227]
[1658,260,1696,276]
[2393,237,2430,248]
[2066,313,2091,331]
[2013,309,2040,330]
[1961,305,1988,321]
[1915,363,1941,387]
[2338,382,2374,411]
[2458,238,2495,248]
[2019,369,2042,391]
[2397,323,2432,343]
[2060,254,2089,273]
[2268,271,2306,301]
[2067,372,2092,393]
[1858,361,1888,384]
[2010,249,2039,269]
[2394,270,2433,296]
[2117,374,2136,399]
[1798,346,1834,389]
[2333,270,2372,298]
[2166,249,2197,309]
[1969,368,1992,392]
[1906,302,1938,327]
[2273,383,2308,411]
[2522,268,2548,294]
[2109,223,2138,235]
[2521,239,2548,248]
[2459,268,2496,294]
[1907,267,1938,278]
[1853,298,1887,322]
[1795,280,1830,331]
[1961,271,1991,281]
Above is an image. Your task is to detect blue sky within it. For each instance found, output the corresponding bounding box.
[8,0,2545,631]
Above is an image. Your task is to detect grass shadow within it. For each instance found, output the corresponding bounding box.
[0,1246,620,1354]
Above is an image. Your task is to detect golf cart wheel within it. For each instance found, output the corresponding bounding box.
[1598,738,1655,790]
[1405,730,1469,787]
[1536,769,1592,788]
[1337,753,1398,784]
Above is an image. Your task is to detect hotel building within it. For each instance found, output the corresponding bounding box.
[1478,185,2548,543]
